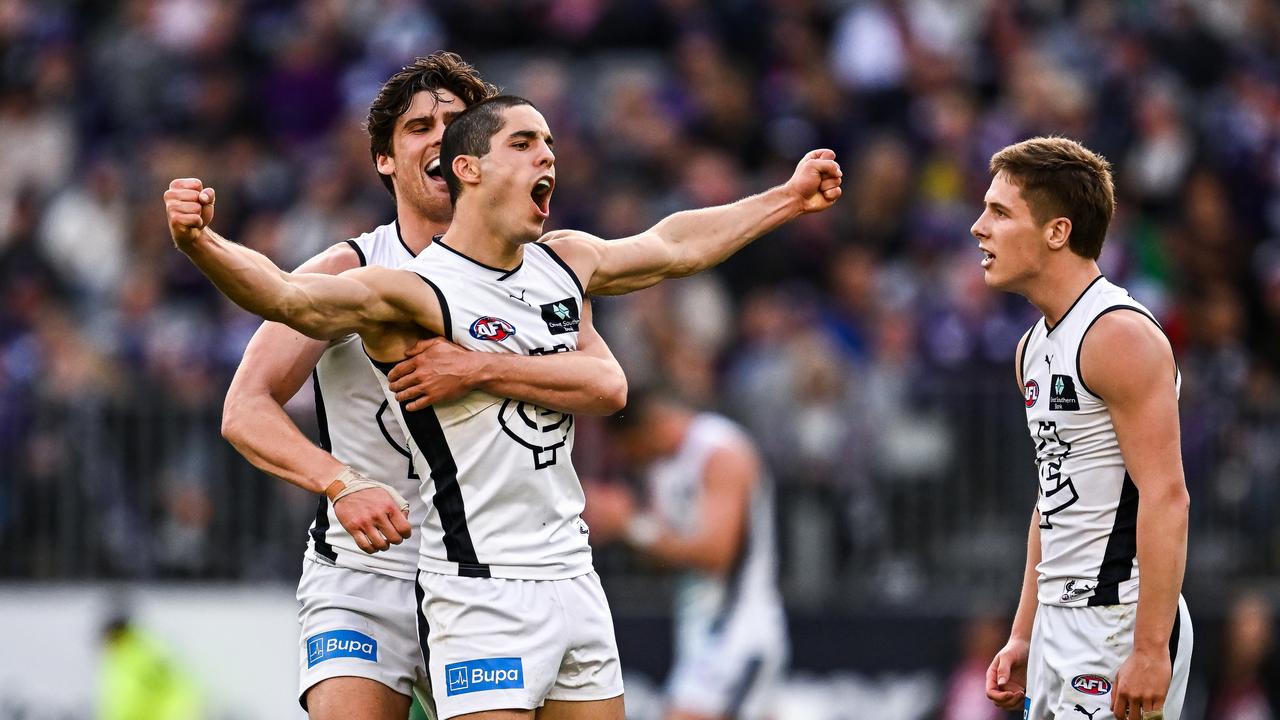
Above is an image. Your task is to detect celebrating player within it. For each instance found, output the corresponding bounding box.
[166,94,841,719]
[974,137,1193,720]
[586,390,788,720]
[218,55,625,720]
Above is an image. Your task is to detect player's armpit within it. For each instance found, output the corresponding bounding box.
[540,230,678,296]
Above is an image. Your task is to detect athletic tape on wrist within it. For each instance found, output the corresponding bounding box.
[324,467,410,515]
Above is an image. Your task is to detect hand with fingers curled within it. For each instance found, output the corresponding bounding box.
[325,467,413,554]
[387,337,485,412]
[163,177,217,249]
[985,637,1030,711]
[1111,648,1170,720]
[784,148,843,214]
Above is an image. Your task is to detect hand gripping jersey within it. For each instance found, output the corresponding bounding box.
[1020,276,1180,607]
[372,238,593,580]
[307,221,423,580]
[647,414,786,657]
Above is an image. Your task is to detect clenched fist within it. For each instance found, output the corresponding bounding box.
[783,149,843,214]
[164,178,216,249]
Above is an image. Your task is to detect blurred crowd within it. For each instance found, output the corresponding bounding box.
[1,0,1280,611]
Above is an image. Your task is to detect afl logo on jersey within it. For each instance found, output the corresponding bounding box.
[1071,674,1111,696]
[470,317,516,342]
[1024,379,1039,408]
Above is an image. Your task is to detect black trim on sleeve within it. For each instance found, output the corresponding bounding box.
[532,242,585,297]
[309,370,338,562]
[1075,305,1166,400]
[344,239,368,267]
[371,361,489,578]
[1087,472,1138,606]
[1045,275,1103,335]
[1018,323,1036,388]
[414,274,452,342]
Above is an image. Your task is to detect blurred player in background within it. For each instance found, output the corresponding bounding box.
[974,137,1192,720]
[219,54,626,720]
[166,94,841,719]
[586,390,788,720]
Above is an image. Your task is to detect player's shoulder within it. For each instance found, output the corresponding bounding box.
[1079,308,1174,398]
[1082,307,1168,358]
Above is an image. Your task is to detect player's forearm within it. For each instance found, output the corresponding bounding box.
[651,184,801,277]
[469,352,627,415]
[222,392,344,494]
[178,227,301,321]
[1010,509,1042,642]
[1132,483,1189,653]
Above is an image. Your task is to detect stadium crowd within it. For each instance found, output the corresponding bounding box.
[1,0,1279,620]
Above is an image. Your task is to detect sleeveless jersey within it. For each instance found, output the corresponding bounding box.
[307,221,422,580]
[372,238,593,580]
[1020,276,1180,607]
[647,414,786,654]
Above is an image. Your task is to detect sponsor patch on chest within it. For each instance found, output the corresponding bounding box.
[1049,374,1080,411]
[540,297,580,335]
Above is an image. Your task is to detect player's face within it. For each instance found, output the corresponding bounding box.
[475,105,556,243]
[971,172,1050,293]
[379,88,466,224]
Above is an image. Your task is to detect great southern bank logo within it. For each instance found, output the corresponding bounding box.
[305,629,377,668]
[445,657,524,696]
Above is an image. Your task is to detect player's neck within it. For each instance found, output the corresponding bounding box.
[396,210,449,254]
[1028,259,1103,327]
[441,200,526,270]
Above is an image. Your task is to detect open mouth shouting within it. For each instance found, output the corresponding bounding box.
[425,157,445,188]
[531,175,554,218]
[980,246,995,269]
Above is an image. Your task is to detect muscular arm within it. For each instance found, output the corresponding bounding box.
[631,444,755,574]
[1010,328,1041,644]
[221,243,360,494]
[388,299,626,415]
[1081,311,1187,713]
[543,149,842,296]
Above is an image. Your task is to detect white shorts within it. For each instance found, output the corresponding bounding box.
[296,554,430,709]
[667,606,787,720]
[1026,596,1193,720]
[418,570,625,719]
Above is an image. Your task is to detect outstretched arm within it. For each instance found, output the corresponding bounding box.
[221,242,411,554]
[544,149,842,295]
[386,299,627,415]
[165,178,422,340]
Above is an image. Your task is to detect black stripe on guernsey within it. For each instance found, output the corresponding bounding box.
[532,242,584,297]
[344,239,367,267]
[395,221,419,257]
[414,274,453,342]
[1018,324,1035,386]
[725,656,765,719]
[435,237,522,277]
[369,357,490,578]
[1075,305,1169,400]
[1088,472,1138,606]
[1169,603,1182,664]
[1045,274,1103,335]
[309,370,337,562]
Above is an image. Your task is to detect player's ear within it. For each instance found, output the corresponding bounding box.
[452,155,481,188]
[376,152,395,177]
[1045,217,1072,251]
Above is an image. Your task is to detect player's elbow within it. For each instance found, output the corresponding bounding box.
[220,395,251,449]
[597,368,628,415]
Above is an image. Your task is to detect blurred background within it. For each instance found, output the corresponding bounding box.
[1,0,1279,718]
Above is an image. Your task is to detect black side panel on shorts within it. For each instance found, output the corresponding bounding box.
[310,370,337,561]
[370,359,490,578]
[415,571,433,681]
[725,655,764,719]
[1088,472,1138,606]
[1169,604,1181,663]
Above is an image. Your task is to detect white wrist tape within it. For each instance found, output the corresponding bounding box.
[324,466,410,515]
[625,513,663,549]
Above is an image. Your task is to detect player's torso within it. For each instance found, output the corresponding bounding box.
[648,414,785,651]
[379,239,592,580]
[310,222,421,579]
[1021,276,1177,607]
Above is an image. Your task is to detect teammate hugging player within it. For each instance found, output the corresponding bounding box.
[166,95,841,719]
[974,137,1193,720]
[216,54,628,720]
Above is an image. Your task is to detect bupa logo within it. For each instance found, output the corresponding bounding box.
[444,657,524,696]
[1024,379,1039,408]
[305,629,378,668]
[1071,674,1112,696]
[469,316,516,342]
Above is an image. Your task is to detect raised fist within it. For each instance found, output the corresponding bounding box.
[164,177,216,249]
